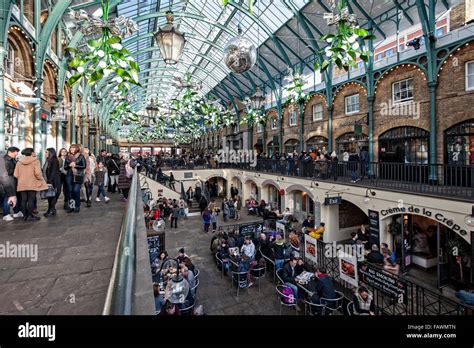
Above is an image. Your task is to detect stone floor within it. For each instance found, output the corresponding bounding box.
[164,206,295,315]
[0,190,125,315]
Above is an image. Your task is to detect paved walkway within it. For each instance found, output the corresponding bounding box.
[0,191,125,315]
[164,206,290,315]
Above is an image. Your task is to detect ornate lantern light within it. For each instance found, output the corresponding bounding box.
[154,11,186,65]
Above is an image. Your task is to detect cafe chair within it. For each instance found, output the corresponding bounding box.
[231,270,250,298]
[321,291,345,315]
[276,268,285,285]
[194,268,200,280]
[276,285,298,315]
[347,301,354,316]
[250,266,266,292]
[179,302,195,315]
[190,278,200,300]
[303,300,326,316]
[215,253,224,277]
[259,247,275,282]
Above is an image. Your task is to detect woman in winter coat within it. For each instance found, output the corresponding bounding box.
[58,148,70,210]
[118,153,132,201]
[43,148,61,217]
[64,144,87,213]
[82,148,94,207]
[13,148,48,221]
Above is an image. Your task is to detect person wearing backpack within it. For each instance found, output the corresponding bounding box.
[106,154,120,193]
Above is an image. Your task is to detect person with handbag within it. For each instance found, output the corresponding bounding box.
[58,148,70,210]
[42,148,61,217]
[13,148,48,221]
[64,144,86,213]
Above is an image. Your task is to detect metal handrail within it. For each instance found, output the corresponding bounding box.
[103,167,139,315]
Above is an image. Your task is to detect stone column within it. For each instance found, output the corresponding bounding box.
[320,204,340,243]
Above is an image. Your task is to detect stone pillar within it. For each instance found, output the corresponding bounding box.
[320,204,340,243]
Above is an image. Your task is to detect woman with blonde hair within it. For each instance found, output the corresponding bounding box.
[64,144,86,213]
[82,148,95,207]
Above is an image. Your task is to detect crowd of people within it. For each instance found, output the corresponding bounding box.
[134,146,369,184]
[0,146,137,222]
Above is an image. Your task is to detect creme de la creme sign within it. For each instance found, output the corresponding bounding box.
[380,205,468,236]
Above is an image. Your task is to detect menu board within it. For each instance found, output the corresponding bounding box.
[358,263,408,305]
[304,234,318,264]
[368,210,380,247]
[239,222,264,239]
[276,221,286,240]
[339,252,359,287]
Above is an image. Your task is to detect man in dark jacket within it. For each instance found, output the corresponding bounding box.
[1,148,20,220]
[0,151,17,214]
[366,244,384,264]
[306,267,337,306]
[106,155,120,193]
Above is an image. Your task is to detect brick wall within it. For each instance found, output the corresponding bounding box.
[373,65,430,161]
[303,93,329,144]
[450,3,466,30]
[332,83,369,149]
[436,41,474,163]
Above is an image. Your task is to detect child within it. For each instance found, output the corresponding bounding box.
[95,161,110,203]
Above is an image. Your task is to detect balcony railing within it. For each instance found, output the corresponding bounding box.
[155,158,473,201]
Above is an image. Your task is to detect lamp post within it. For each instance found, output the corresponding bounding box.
[157,258,189,304]
[145,99,160,126]
[154,11,186,65]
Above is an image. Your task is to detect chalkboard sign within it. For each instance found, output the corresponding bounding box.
[239,222,264,239]
[368,210,380,247]
[184,172,193,179]
[358,263,408,305]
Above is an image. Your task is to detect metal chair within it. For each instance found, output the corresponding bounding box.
[179,302,195,315]
[321,291,345,315]
[303,299,326,316]
[259,249,276,282]
[190,278,200,300]
[250,266,266,292]
[347,301,354,316]
[276,285,298,315]
[275,268,284,285]
[215,253,224,277]
[194,268,200,280]
[231,270,249,298]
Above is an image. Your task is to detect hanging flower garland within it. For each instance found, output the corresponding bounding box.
[67,0,141,94]
[109,100,140,125]
[240,108,267,126]
[283,71,309,108]
[313,0,375,72]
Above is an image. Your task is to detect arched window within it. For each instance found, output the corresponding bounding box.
[379,127,429,164]
[336,132,368,155]
[445,119,474,165]
[306,136,328,152]
[284,139,299,154]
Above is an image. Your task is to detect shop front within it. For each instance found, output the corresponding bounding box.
[306,136,328,153]
[4,92,26,149]
[285,138,300,154]
[336,132,368,156]
[379,204,472,290]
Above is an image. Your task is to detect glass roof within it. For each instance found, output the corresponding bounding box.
[116,0,308,110]
[73,0,460,111]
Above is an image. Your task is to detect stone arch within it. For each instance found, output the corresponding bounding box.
[261,179,280,190]
[332,81,367,105]
[286,184,314,200]
[43,61,57,107]
[374,62,428,90]
[6,26,34,79]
